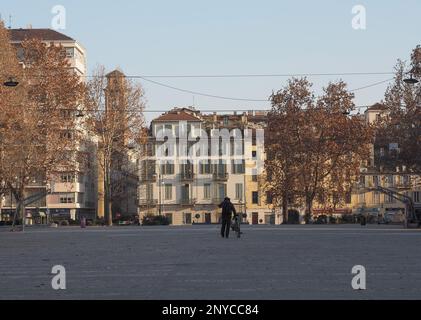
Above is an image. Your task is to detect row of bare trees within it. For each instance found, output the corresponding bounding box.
[375,46,420,172]
[0,22,146,227]
[265,79,373,223]
[265,45,420,223]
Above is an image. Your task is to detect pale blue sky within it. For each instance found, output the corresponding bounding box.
[2,0,420,121]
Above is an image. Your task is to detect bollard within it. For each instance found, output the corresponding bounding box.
[80,217,86,229]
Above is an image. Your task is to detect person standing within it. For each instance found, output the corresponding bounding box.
[219,197,237,238]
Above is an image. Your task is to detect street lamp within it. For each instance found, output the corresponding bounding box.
[3,77,19,87]
[403,73,419,85]
[76,110,85,118]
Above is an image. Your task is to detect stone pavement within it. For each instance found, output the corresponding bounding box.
[1,224,421,300]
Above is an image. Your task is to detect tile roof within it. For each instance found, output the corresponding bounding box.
[366,103,387,111]
[9,29,75,42]
[153,111,202,122]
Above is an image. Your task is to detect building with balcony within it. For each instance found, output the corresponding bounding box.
[137,107,275,225]
[0,28,98,223]
[350,103,421,219]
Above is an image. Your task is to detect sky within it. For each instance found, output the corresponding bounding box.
[1,0,420,122]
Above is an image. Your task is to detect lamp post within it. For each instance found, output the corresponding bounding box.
[3,77,20,228]
[3,77,19,87]
[403,73,419,85]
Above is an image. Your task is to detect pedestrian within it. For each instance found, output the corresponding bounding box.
[219,197,236,238]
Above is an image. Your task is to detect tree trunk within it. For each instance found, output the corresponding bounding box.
[20,200,25,229]
[104,182,113,227]
[305,196,313,224]
[282,193,288,224]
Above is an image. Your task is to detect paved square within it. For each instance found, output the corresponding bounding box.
[1,224,421,300]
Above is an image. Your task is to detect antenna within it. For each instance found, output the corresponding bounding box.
[8,14,12,29]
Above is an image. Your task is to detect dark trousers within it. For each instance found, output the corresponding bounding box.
[221,214,231,237]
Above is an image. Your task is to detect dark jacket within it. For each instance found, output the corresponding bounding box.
[219,199,237,217]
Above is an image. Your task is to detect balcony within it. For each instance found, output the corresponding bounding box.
[180,198,196,206]
[213,198,226,205]
[213,172,228,181]
[139,199,158,207]
[395,181,411,189]
[139,173,157,182]
[179,172,195,181]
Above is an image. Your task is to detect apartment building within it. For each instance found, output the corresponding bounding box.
[0,28,98,223]
[138,107,275,225]
[350,103,421,218]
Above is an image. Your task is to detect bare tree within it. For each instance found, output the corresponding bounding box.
[0,27,85,228]
[85,66,146,226]
[375,46,421,172]
[266,78,373,223]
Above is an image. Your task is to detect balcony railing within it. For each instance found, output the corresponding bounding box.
[139,173,157,182]
[139,199,158,207]
[180,198,196,206]
[213,198,226,205]
[179,172,195,181]
[395,181,411,189]
[213,172,228,181]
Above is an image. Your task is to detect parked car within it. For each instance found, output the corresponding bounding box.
[142,215,170,226]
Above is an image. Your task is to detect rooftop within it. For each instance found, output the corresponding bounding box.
[153,109,202,122]
[9,28,75,42]
[366,103,387,111]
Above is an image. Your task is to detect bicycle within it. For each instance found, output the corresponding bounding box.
[231,214,242,238]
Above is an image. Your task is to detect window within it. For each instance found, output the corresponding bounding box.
[155,124,163,135]
[181,184,190,201]
[387,175,394,187]
[345,191,351,204]
[252,150,257,158]
[161,163,174,175]
[60,173,75,183]
[252,191,259,204]
[373,192,380,204]
[223,116,229,126]
[213,162,227,174]
[146,184,153,199]
[164,184,172,200]
[231,160,245,174]
[59,193,75,204]
[266,192,273,204]
[60,130,73,140]
[199,161,211,174]
[252,169,258,182]
[373,175,379,187]
[235,183,243,200]
[413,192,420,203]
[77,193,84,204]
[60,109,73,119]
[252,130,257,146]
[385,194,394,203]
[218,184,227,200]
[65,47,74,58]
[204,184,211,199]
[165,124,173,133]
[184,213,192,224]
